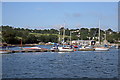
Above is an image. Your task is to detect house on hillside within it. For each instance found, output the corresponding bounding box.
[72,40,96,45]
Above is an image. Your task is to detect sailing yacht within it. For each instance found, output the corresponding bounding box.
[58,26,74,52]
[50,43,59,52]
[94,21,109,51]
[58,46,74,52]
[94,46,109,51]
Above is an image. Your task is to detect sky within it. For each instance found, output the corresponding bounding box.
[2,2,118,31]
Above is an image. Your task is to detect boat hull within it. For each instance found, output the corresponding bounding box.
[58,47,74,52]
[94,47,109,51]
[22,47,41,50]
[0,50,11,54]
[74,46,78,48]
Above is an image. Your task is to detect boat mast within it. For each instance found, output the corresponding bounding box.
[63,29,65,47]
[20,38,23,50]
[63,23,65,47]
[105,30,107,41]
[58,29,61,43]
[98,20,101,44]
[70,31,72,45]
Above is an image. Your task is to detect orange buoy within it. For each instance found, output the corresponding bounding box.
[74,49,76,51]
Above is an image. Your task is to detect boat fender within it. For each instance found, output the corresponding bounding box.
[74,49,76,51]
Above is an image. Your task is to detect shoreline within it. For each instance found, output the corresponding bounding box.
[0,43,120,48]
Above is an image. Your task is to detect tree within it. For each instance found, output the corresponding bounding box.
[107,28,113,32]
[2,31,19,44]
[26,34,38,43]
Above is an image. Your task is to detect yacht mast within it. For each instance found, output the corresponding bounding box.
[70,31,72,45]
[63,23,66,47]
[58,29,61,43]
[63,28,65,46]
[105,30,107,41]
[98,20,101,44]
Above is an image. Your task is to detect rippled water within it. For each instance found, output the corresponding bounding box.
[2,46,119,78]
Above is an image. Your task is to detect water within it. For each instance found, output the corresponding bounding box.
[2,45,119,78]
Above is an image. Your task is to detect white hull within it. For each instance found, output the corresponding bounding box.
[58,47,74,52]
[79,47,86,50]
[23,47,41,50]
[50,48,58,51]
[0,51,8,54]
[94,47,109,51]
[78,47,95,51]
[0,50,11,54]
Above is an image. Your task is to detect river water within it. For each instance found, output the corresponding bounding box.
[1,45,119,78]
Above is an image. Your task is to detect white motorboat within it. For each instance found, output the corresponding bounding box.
[115,45,119,49]
[0,50,11,54]
[58,46,74,52]
[0,51,8,54]
[50,46,59,52]
[94,47,109,51]
[78,46,94,51]
[50,46,58,50]
[56,25,74,52]
[79,46,86,49]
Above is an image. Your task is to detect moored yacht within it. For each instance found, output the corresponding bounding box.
[94,46,109,51]
[57,25,74,52]
[58,46,74,52]
[94,44,109,51]
[78,45,94,51]
[94,20,109,51]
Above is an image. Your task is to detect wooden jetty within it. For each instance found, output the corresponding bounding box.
[78,48,95,51]
[0,48,61,54]
[12,50,48,53]
[0,49,51,54]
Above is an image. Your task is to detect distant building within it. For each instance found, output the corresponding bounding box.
[101,40,110,45]
[109,32,112,34]
[72,40,96,45]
